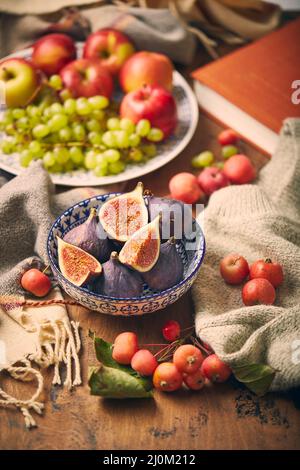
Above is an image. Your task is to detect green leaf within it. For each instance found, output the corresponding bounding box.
[88,334,153,399]
[233,363,276,396]
[88,365,153,399]
[93,336,130,373]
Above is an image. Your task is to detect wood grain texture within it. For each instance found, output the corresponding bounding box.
[1,288,300,450]
[1,66,300,451]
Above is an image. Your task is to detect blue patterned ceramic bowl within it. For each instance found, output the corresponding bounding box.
[47,193,205,316]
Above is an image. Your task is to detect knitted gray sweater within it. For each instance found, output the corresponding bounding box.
[193,118,300,392]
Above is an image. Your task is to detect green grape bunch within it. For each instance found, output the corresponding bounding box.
[0,76,164,177]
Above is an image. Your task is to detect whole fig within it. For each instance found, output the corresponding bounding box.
[64,207,111,263]
[142,237,184,291]
[145,193,193,241]
[94,252,144,298]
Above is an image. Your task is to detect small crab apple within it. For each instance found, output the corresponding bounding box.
[153,362,183,392]
[162,320,181,342]
[220,253,249,285]
[173,344,204,375]
[183,369,205,391]
[131,349,158,376]
[201,354,231,383]
[112,332,139,365]
[249,259,283,288]
[242,278,276,306]
[197,167,229,196]
[223,154,256,184]
[21,268,51,297]
[169,172,204,204]
[218,129,238,146]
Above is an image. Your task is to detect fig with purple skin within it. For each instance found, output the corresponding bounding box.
[145,193,192,241]
[63,207,111,263]
[142,237,184,291]
[57,237,102,287]
[95,251,143,298]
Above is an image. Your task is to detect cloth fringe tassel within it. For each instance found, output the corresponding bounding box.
[0,320,81,429]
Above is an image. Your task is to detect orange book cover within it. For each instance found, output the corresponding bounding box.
[192,18,300,135]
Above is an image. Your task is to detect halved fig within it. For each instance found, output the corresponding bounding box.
[57,237,102,286]
[99,182,148,243]
[119,215,161,273]
[64,208,111,263]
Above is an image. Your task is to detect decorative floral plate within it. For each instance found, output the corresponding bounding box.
[47,193,205,316]
[0,44,199,186]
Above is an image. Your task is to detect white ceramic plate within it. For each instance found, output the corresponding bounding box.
[0,45,198,186]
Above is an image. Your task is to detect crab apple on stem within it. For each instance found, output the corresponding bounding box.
[173,344,204,375]
[112,332,139,365]
[153,362,183,392]
[131,349,158,376]
[183,369,205,391]
[201,354,232,383]
[162,320,181,342]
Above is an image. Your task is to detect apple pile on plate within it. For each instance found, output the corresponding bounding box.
[0,30,177,176]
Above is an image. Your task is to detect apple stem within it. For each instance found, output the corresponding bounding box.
[42,264,51,274]
[191,337,212,355]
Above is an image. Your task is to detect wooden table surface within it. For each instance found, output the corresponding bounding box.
[1,50,300,451]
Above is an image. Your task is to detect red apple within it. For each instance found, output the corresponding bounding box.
[60,59,113,99]
[120,51,173,93]
[120,85,177,138]
[32,33,76,76]
[223,154,256,184]
[83,28,135,75]
[0,58,41,107]
[197,167,229,196]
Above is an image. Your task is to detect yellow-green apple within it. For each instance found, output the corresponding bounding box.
[197,167,229,196]
[0,58,41,107]
[120,51,173,93]
[83,28,135,75]
[60,58,113,98]
[120,85,177,138]
[32,33,76,76]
